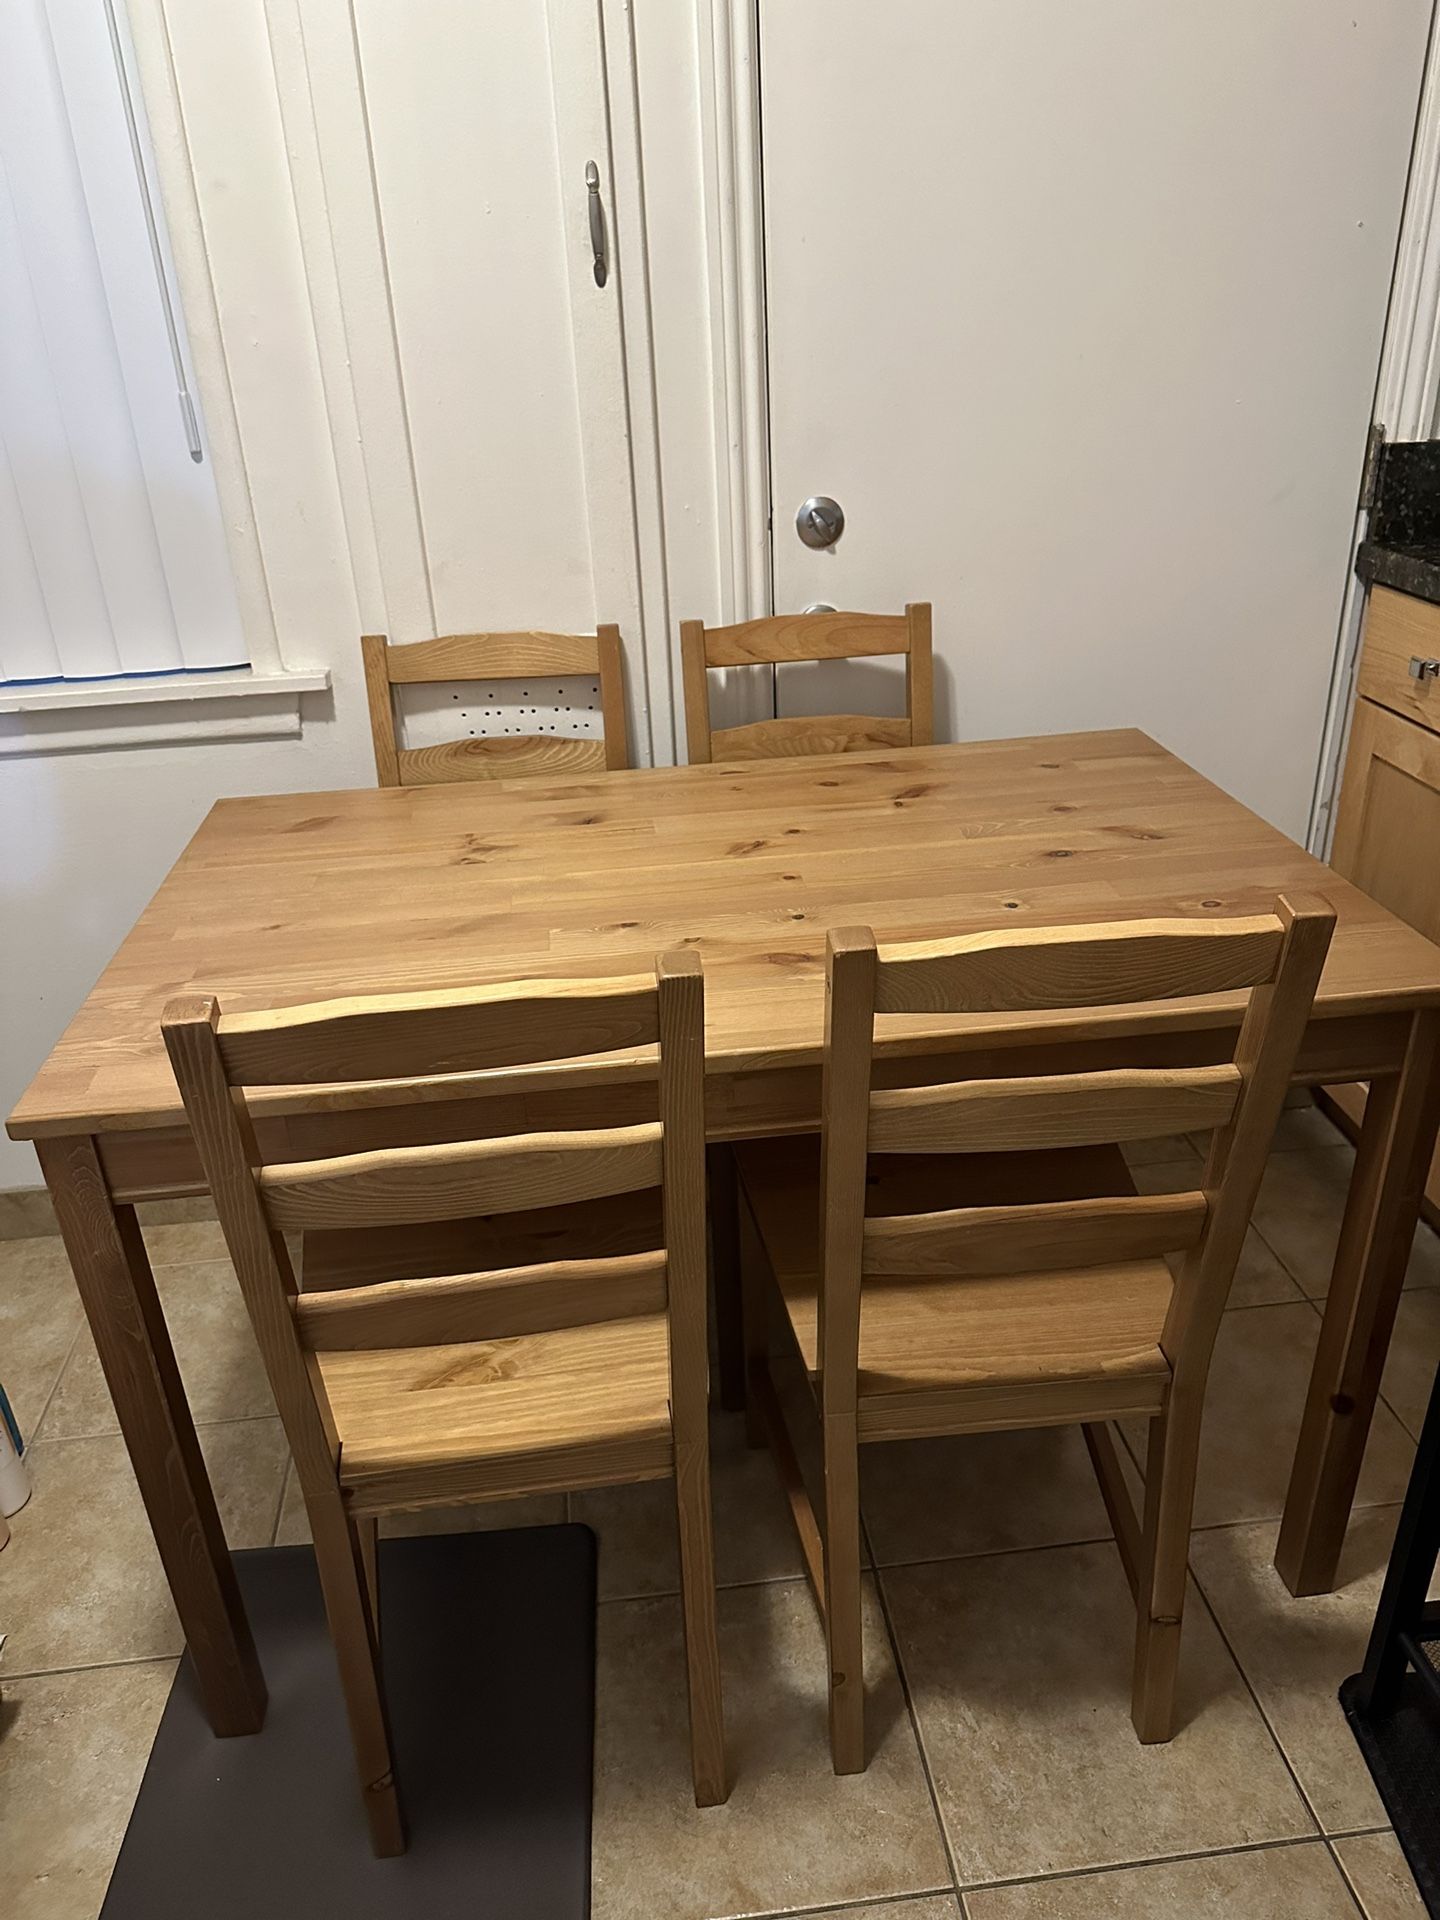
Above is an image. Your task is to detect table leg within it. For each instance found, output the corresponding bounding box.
[35,1133,266,1735]
[708,1143,746,1413]
[1276,1010,1440,1597]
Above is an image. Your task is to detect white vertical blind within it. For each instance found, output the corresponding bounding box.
[0,0,245,684]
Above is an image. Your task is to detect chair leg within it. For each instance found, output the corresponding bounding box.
[708,1144,746,1413]
[1131,1393,1204,1744]
[308,1495,405,1855]
[356,1514,380,1632]
[673,1435,728,1806]
[823,1412,865,1774]
[738,1199,771,1449]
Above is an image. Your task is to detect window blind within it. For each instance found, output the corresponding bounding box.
[0,0,245,685]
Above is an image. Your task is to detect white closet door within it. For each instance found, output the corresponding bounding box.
[760,1,1429,839]
[301,0,649,750]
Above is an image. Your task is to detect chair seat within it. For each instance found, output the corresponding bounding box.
[735,1135,1173,1441]
[303,1190,671,1516]
[321,1313,674,1516]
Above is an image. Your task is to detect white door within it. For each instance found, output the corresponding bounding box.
[760,1,1430,838]
[295,0,660,754]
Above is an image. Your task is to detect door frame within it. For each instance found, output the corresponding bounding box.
[1309,2,1440,855]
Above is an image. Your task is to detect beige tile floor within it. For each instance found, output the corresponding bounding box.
[2,1101,1439,1919]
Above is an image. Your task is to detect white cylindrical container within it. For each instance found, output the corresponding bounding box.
[0,1388,31,1518]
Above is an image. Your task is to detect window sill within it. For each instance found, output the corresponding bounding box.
[0,667,331,754]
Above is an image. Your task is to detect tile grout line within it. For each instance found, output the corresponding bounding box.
[2,1650,182,1684]
[1324,1835,1375,1918]
[864,1513,968,1913]
[1184,1557,1328,1841]
[953,1830,1362,1899]
[24,1317,86,1447]
[722,1887,958,1920]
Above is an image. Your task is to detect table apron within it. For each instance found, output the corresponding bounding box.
[93,1008,1413,1204]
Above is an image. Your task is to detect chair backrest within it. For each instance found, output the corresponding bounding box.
[814,899,1335,1421]
[361,628,629,787]
[680,603,933,764]
[162,958,704,1497]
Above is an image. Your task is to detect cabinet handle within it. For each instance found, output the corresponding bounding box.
[585,161,607,288]
[1409,656,1440,682]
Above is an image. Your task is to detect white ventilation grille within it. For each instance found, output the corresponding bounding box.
[397,676,604,745]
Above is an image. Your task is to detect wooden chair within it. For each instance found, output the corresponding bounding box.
[162,958,725,1854]
[361,627,629,787]
[734,900,1334,1773]
[680,604,933,763]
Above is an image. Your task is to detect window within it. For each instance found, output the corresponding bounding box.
[0,0,245,686]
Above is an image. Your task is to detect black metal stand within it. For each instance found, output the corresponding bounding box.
[1341,1360,1440,1916]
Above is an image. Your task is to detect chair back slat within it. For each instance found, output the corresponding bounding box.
[217,975,658,1087]
[382,631,604,681]
[711,715,911,760]
[293,1248,668,1351]
[865,1065,1242,1155]
[701,609,912,667]
[681,602,932,765]
[815,896,1336,1426]
[257,1123,663,1233]
[873,915,1285,1016]
[163,959,705,1412]
[861,1190,1208,1279]
[362,624,629,786]
[395,736,607,786]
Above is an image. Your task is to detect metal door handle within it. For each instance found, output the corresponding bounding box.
[1410,656,1440,682]
[585,161,607,288]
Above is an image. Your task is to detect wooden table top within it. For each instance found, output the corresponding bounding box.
[12,729,1440,1142]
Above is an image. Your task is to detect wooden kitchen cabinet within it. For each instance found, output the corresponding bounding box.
[1324,586,1440,1223]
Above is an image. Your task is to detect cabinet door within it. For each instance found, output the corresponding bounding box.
[1331,698,1440,945]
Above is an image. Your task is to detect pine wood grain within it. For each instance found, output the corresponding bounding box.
[363,626,629,788]
[865,1064,1242,1154]
[293,1248,669,1350]
[681,604,933,765]
[11,732,1440,1145]
[256,1123,664,1231]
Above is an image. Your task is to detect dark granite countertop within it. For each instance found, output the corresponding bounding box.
[1357,440,1440,606]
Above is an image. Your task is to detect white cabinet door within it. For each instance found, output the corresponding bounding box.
[296,0,656,751]
[760,1,1429,838]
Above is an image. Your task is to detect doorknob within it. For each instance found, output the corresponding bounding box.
[796,496,844,549]
[585,161,607,288]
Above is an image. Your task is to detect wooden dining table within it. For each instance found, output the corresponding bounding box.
[9,727,1440,1739]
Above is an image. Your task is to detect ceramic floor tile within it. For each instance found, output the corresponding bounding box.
[271,1458,564,1545]
[0,1236,83,1437]
[591,1577,947,1920]
[861,1426,1112,1567]
[1121,1302,1414,1530]
[1380,1287,1440,1438]
[137,1217,230,1266]
[136,1196,217,1228]
[1334,1831,1428,1919]
[0,1661,176,1920]
[574,1411,805,1599]
[1252,1147,1440,1299]
[40,1259,272,1439]
[1126,1165,1300,1306]
[965,1842,1357,1917]
[1189,1506,1406,1831]
[2,1420,288,1675]
[768,1903,958,1920]
[882,1540,1312,1885]
[0,1190,59,1240]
